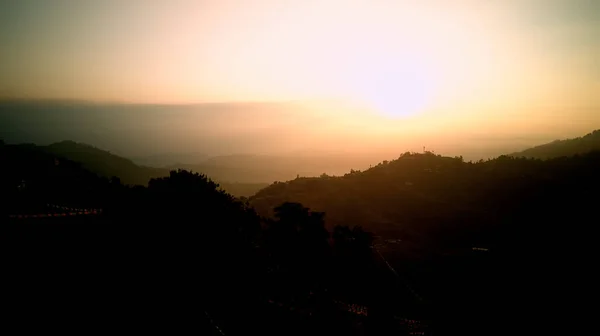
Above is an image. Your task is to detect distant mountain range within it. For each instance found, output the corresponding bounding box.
[3,129,599,198]
[4,139,375,196]
[38,141,268,197]
[4,99,593,162]
[509,130,600,159]
[45,141,166,186]
[39,141,369,194]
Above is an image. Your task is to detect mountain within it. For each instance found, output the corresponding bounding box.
[42,141,267,196]
[4,137,596,335]
[509,129,600,159]
[0,141,116,215]
[4,98,586,163]
[248,149,600,332]
[250,150,600,249]
[45,140,167,186]
[2,144,267,334]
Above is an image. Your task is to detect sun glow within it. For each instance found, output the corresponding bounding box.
[2,0,598,129]
[354,66,436,118]
[338,48,439,119]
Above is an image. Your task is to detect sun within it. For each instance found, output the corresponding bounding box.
[363,81,432,118]
[346,56,437,119]
[359,68,435,119]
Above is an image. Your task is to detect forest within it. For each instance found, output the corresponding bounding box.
[2,0,598,333]
[2,131,598,335]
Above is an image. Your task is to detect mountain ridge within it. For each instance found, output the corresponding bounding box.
[36,140,268,197]
[509,129,600,159]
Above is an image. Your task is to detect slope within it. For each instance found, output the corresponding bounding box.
[250,150,600,249]
[44,140,167,186]
[42,140,267,196]
[0,141,116,215]
[509,129,600,159]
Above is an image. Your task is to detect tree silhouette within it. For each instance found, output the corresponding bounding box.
[5,138,600,335]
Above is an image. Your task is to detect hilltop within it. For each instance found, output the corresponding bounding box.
[45,140,166,186]
[40,140,268,196]
[0,141,116,215]
[250,150,600,249]
[509,129,600,159]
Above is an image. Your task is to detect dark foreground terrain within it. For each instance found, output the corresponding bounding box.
[2,140,597,335]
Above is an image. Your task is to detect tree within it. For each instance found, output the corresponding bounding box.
[266,202,329,270]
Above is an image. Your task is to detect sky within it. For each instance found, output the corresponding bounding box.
[1,0,599,138]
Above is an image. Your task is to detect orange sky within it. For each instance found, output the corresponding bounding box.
[1,0,599,135]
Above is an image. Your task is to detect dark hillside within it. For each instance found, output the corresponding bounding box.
[509,129,600,159]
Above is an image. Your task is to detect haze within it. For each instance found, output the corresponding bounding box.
[4,2,600,332]
[1,0,599,160]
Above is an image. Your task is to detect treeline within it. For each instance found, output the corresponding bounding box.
[1,142,392,335]
[248,150,600,334]
[3,139,597,334]
[3,140,268,196]
[251,150,600,251]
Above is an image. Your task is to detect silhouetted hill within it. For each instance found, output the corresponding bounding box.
[1,143,403,335]
[249,150,599,333]
[509,129,600,159]
[0,142,116,215]
[42,141,267,196]
[3,138,595,335]
[250,150,600,249]
[45,140,167,186]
